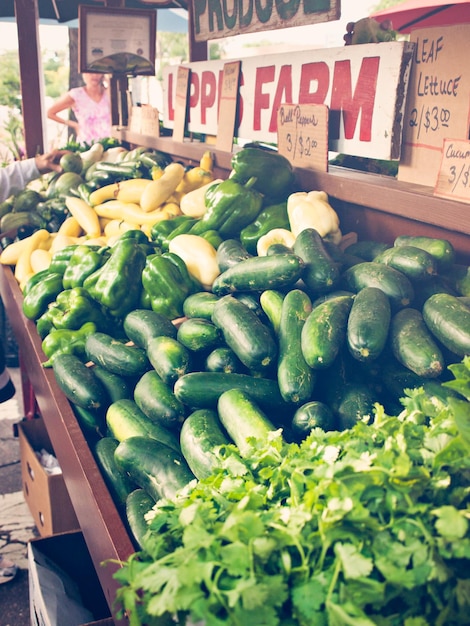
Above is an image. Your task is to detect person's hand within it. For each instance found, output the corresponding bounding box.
[34,149,68,174]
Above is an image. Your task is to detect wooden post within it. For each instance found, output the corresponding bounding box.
[187,1,208,62]
[14,0,45,156]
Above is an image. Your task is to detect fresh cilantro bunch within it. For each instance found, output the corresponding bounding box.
[114,357,470,626]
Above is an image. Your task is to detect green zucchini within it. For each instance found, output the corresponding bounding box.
[217,388,278,456]
[342,262,414,310]
[259,289,285,335]
[293,227,340,295]
[182,292,220,320]
[123,309,177,349]
[204,347,246,374]
[85,332,150,377]
[212,253,305,296]
[343,239,389,261]
[52,353,108,411]
[146,336,192,385]
[373,245,437,282]
[179,409,230,479]
[174,372,289,412]
[422,293,470,357]
[211,295,277,372]
[114,436,194,502]
[91,365,134,403]
[347,287,391,361]
[125,489,156,550]
[215,238,252,273]
[301,294,353,369]
[277,289,315,404]
[390,307,445,378]
[176,317,222,353]
[291,401,336,438]
[94,437,136,510]
[133,370,186,431]
[393,235,455,270]
[106,398,180,451]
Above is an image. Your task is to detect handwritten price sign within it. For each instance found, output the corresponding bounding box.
[277,103,328,171]
[434,139,470,204]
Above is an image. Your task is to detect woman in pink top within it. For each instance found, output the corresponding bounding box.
[47,73,112,145]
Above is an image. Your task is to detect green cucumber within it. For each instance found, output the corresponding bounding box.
[342,262,414,310]
[85,332,150,377]
[215,238,252,273]
[211,295,277,372]
[442,263,470,297]
[212,253,304,296]
[146,336,192,385]
[373,245,437,281]
[72,404,105,438]
[259,289,285,335]
[335,383,376,430]
[92,365,134,403]
[133,370,186,431]
[125,488,156,550]
[291,401,336,438]
[106,398,180,451]
[114,436,194,502]
[52,353,108,411]
[277,289,315,404]
[347,287,391,362]
[204,347,246,374]
[176,317,222,353]
[293,227,340,295]
[390,307,445,378]
[422,293,470,357]
[343,239,389,261]
[311,290,355,308]
[123,309,177,349]
[179,409,230,479]
[217,388,278,456]
[174,372,289,412]
[183,292,220,320]
[94,437,136,510]
[393,235,455,270]
[301,294,353,369]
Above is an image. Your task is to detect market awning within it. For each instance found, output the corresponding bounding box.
[371,0,470,34]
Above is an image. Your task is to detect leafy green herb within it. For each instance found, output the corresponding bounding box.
[114,360,470,626]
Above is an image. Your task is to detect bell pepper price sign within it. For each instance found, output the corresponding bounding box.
[216,61,241,152]
[434,139,470,204]
[173,66,191,143]
[277,103,329,171]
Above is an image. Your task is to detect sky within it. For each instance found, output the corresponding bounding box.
[0,1,379,55]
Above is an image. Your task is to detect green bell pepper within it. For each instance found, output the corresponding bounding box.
[48,245,79,276]
[151,215,197,251]
[141,252,195,320]
[48,287,109,331]
[190,177,263,238]
[83,237,147,319]
[230,145,295,201]
[22,272,64,321]
[200,229,223,249]
[62,245,109,289]
[41,321,97,368]
[239,202,290,255]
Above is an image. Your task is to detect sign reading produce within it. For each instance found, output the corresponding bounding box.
[162,41,414,160]
[192,0,341,42]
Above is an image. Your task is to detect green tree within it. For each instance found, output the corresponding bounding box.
[0,51,21,109]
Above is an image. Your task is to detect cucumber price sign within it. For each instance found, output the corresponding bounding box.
[434,139,470,204]
[277,103,329,171]
[192,0,340,42]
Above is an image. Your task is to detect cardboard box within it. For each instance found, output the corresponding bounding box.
[28,531,112,626]
[19,418,80,536]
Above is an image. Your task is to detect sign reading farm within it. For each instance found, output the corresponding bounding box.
[162,41,414,160]
[192,0,341,42]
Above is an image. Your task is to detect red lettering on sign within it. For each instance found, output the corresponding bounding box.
[330,56,379,141]
[168,73,175,121]
[269,65,293,132]
[253,65,275,130]
[298,62,330,104]
[201,71,217,124]
[189,73,200,123]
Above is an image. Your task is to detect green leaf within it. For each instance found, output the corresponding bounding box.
[433,505,469,539]
[334,543,373,579]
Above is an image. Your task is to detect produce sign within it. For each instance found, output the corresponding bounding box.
[163,41,414,159]
[191,0,341,42]
[277,103,329,171]
[434,138,470,204]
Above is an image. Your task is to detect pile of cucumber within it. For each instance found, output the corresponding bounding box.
[45,227,470,546]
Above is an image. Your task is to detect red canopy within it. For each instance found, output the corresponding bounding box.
[371,0,470,34]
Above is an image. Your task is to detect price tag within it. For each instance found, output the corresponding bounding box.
[216,61,241,152]
[173,66,191,143]
[277,103,328,171]
[434,138,470,204]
